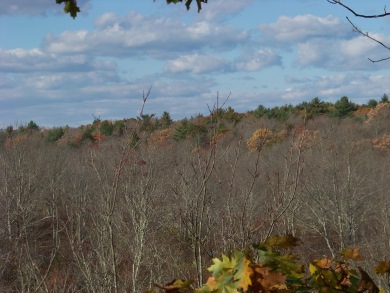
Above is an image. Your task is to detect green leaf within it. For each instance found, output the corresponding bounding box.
[232,251,252,291]
[208,254,235,277]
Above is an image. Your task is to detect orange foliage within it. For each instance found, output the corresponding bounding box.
[92,131,106,142]
[366,102,390,123]
[372,134,390,151]
[247,128,275,152]
[210,130,228,146]
[148,128,174,145]
[355,106,371,116]
[70,132,83,146]
[4,134,28,148]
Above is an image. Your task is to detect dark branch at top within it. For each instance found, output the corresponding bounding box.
[327,0,390,18]
[345,16,390,63]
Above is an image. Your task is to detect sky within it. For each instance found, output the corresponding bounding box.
[1,0,390,127]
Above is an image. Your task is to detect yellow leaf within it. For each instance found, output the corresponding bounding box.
[342,248,364,261]
[375,259,390,275]
[203,277,218,290]
[309,263,317,275]
[234,254,253,291]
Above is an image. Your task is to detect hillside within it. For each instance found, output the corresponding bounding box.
[1,97,390,292]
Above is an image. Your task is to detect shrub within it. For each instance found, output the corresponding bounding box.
[100,120,114,136]
[130,131,140,147]
[82,126,94,141]
[46,127,65,142]
[247,128,275,152]
[5,125,13,136]
[367,99,378,108]
[113,120,125,135]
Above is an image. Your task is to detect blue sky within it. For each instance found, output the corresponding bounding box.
[1,0,390,127]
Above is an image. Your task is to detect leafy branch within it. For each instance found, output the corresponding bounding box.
[148,235,389,292]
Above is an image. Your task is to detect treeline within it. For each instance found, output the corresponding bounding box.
[2,94,389,146]
[1,95,390,292]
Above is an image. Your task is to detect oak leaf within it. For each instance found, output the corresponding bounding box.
[314,258,333,269]
[374,259,390,275]
[253,265,287,291]
[233,252,252,292]
[208,254,234,277]
[342,248,365,261]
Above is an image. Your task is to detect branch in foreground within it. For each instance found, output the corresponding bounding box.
[346,17,390,63]
[327,0,390,19]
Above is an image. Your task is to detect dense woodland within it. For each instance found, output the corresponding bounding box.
[1,95,390,292]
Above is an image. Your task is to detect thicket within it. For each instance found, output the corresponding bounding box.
[1,96,390,292]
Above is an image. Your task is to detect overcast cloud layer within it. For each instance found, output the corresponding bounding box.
[1,0,390,127]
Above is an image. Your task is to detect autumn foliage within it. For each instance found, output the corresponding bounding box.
[247,128,276,152]
[150,236,388,293]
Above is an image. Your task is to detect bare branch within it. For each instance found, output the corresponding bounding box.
[368,56,390,63]
[346,17,390,62]
[327,0,390,18]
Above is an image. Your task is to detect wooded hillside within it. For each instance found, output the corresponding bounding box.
[1,97,390,292]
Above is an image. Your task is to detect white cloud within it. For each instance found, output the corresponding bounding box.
[164,54,230,74]
[258,14,390,70]
[0,48,117,73]
[197,0,254,21]
[281,73,390,104]
[0,0,90,16]
[43,12,249,57]
[235,49,282,72]
[259,14,350,43]
[296,34,390,70]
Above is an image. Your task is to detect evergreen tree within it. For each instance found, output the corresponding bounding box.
[333,96,357,117]
[27,120,39,130]
[306,97,329,116]
[381,93,389,103]
[367,99,378,108]
[160,111,173,129]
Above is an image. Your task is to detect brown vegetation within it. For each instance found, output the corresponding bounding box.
[1,103,390,292]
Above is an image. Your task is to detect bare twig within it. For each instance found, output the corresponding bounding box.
[327,0,390,18]
[328,1,390,62]
[345,17,390,63]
